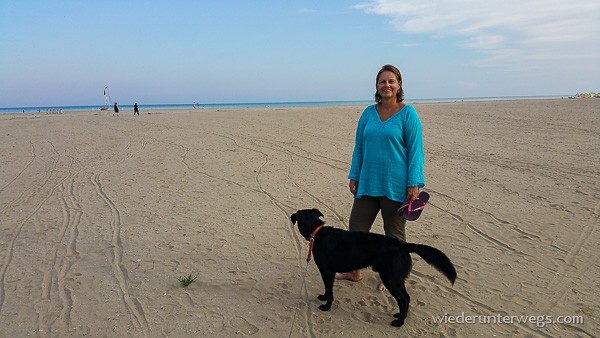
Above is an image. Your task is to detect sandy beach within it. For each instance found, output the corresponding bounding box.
[0,99,598,337]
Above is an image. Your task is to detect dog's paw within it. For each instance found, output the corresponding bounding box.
[390,318,405,327]
[393,310,409,319]
[318,304,332,311]
[394,312,408,319]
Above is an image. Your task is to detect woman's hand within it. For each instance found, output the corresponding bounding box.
[407,186,419,201]
[349,180,358,195]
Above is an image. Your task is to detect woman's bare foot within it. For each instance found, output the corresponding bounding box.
[377,281,388,292]
[335,269,362,282]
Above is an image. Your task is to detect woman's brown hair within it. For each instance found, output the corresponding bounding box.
[375,64,404,103]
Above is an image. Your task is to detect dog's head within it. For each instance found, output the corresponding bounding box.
[290,208,325,241]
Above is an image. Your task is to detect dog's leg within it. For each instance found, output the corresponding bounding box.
[388,284,409,327]
[381,269,409,327]
[401,284,410,316]
[393,284,410,319]
[317,268,335,311]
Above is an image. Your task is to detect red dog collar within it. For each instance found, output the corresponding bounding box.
[306,225,324,262]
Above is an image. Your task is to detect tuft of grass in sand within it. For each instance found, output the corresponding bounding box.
[178,273,198,287]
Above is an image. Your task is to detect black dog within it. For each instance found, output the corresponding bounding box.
[291,208,457,327]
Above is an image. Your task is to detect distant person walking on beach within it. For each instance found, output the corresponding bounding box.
[337,64,426,291]
[134,103,139,116]
[113,102,119,116]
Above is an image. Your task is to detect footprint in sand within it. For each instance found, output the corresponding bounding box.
[351,311,376,323]
[230,316,259,335]
[274,282,292,295]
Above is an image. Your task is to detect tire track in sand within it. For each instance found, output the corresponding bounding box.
[238,134,349,229]
[91,174,150,336]
[0,141,67,315]
[215,134,317,337]
[426,189,530,256]
[410,269,554,338]
[36,177,82,336]
[540,200,599,314]
[0,182,65,314]
[0,142,51,215]
[225,132,358,336]
[243,134,348,171]
[179,145,261,193]
[0,141,35,195]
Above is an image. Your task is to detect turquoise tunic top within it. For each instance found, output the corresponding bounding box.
[348,104,425,203]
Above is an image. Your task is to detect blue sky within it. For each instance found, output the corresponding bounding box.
[1,0,599,107]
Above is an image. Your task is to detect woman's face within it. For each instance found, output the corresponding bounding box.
[377,71,401,100]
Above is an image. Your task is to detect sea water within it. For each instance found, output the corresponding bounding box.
[0,96,568,114]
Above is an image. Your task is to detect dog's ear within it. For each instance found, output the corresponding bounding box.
[312,208,324,218]
[290,213,298,225]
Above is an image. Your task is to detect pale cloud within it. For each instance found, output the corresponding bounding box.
[399,43,420,47]
[354,0,600,66]
[298,8,317,14]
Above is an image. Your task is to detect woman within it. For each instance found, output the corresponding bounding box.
[337,64,425,291]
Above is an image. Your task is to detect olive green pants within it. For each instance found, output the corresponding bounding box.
[349,196,406,241]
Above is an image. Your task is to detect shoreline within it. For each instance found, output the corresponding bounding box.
[0,95,576,114]
[0,97,582,117]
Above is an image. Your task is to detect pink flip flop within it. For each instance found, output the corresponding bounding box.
[397,191,429,221]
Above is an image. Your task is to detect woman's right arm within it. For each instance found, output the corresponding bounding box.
[348,108,369,194]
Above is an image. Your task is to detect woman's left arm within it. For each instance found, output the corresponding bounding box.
[404,106,425,191]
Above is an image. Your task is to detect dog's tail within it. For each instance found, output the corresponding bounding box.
[402,242,457,285]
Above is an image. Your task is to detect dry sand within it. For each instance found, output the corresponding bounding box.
[0,99,598,337]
